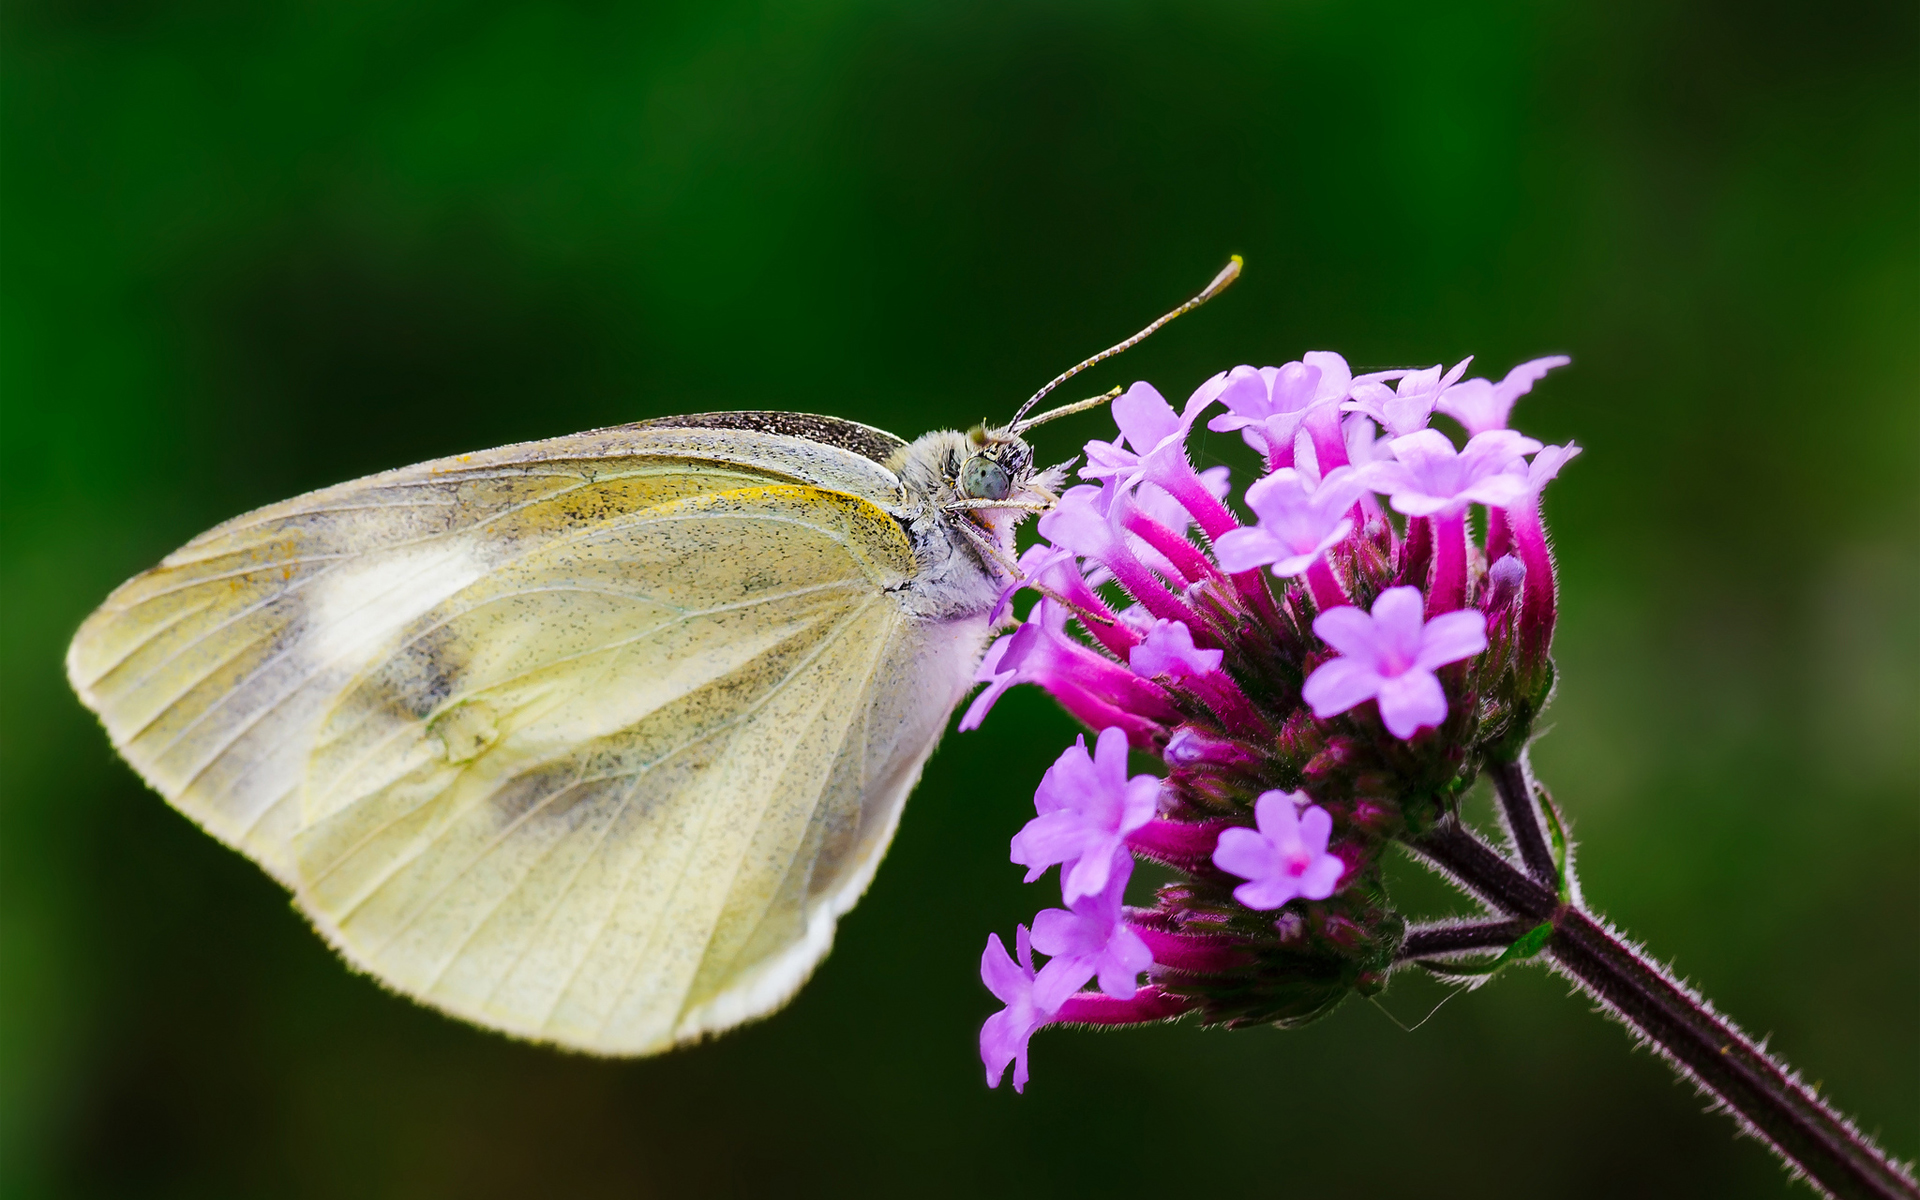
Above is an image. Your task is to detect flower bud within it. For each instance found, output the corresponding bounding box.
[1484,553,1526,614]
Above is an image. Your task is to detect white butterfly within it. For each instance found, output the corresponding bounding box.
[64,260,1239,1054]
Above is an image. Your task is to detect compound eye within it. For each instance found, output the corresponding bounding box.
[959,455,1013,501]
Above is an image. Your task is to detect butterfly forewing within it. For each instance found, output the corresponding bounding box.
[67,420,985,1053]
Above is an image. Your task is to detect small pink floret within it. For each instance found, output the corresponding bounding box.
[1129,619,1223,680]
[1030,859,1154,1006]
[1011,728,1160,903]
[1302,586,1487,739]
[1357,428,1543,517]
[1210,790,1346,910]
[980,924,1069,1092]
[1213,466,1366,577]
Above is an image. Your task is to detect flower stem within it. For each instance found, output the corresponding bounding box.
[1397,917,1532,960]
[1489,755,1558,890]
[1405,816,1918,1200]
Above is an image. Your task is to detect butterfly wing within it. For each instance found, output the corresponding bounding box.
[68,419,986,1053]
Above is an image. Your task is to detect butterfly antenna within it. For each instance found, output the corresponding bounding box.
[1007,255,1242,433]
[1016,385,1124,431]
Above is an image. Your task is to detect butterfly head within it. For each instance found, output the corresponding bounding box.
[957,424,1036,503]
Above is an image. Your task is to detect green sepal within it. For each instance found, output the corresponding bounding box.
[1500,920,1553,963]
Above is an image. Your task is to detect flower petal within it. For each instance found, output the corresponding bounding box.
[1301,656,1383,719]
[1031,957,1097,1013]
[1375,668,1448,739]
[1310,606,1378,660]
[1010,810,1091,873]
[1367,587,1427,650]
[1296,803,1332,850]
[1211,825,1280,882]
[1212,526,1287,574]
[1113,381,1180,450]
[1252,790,1303,841]
[1415,610,1489,671]
[1296,854,1346,901]
[1232,876,1298,911]
[980,933,1025,1004]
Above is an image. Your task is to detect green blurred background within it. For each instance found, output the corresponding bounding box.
[3,2,1915,1196]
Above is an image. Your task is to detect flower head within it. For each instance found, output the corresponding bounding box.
[1011,728,1161,902]
[1303,587,1488,738]
[969,344,1577,1087]
[1211,790,1346,910]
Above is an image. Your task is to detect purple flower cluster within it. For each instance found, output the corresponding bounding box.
[974,351,1578,1090]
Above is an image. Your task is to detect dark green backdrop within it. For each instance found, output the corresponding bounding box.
[4,2,1915,1197]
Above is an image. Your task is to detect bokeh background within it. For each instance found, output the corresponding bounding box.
[4,2,1915,1197]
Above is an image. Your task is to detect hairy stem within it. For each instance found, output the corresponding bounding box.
[1406,815,1917,1200]
[1397,917,1532,960]
[1489,755,1559,890]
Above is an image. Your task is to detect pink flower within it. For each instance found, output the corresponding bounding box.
[1303,586,1488,739]
[1129,619,1223,680]
[1082,381,1212,493]
[1507,440,1583,502]
[1030,860,1154,1005]
[960,600,1175,738]
[1436,355,1570,437]
[1343,413,1393,470]
[1011,728,1160,902]
[1210,790,1345,910]
[1037,483,1214,632]
[1343,358,1472,437]
[1036,484,1125,564]
[1135,468,1231,533]
[1357,428,1543,517]
[1207,352,1375,473]
[1213,466,1368,577]
[980,925,1063,1092]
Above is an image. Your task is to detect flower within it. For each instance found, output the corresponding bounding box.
[1303,586,1488,738]
[1343,358,1472,437]
[981,925,1062,1092]
[1213,466,1368,577]
[1211,790,1346,910]
[1436,355,1571,437]
[960,600,1175,738]
[1344,413,1393,470]
[1082,381,1213,494]
[1129,619,1223,680]
[1509,441,1583,502]
[1357,428,1543,517]
[1030,860,1154,1005]
[1011,728,1161,902]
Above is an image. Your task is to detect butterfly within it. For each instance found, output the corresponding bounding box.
[64,259,1239,1054]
